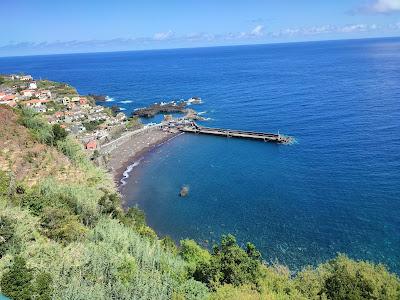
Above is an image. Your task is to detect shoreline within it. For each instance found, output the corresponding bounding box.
[105,127,182,188]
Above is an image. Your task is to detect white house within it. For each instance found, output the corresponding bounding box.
[62,97,71,105]
[20,75,33,81]
[29,82,37,89]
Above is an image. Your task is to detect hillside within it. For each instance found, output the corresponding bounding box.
[0,105,399,300]
[0,106,81,186]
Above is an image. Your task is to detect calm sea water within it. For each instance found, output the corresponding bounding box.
[1,38,399,273]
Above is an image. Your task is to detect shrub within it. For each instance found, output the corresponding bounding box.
[40,207,87,243]
[161,236,178,254]
[52,124,67,143]
[33,272,53,300]
[83,120,104,132]
[193,235,262,289]
[210,284,259,300]
[120,206,146,229]
[98,191,122,217]
[180,239,211,276]
[318,255,400,300]
[126,116,143,130]
[1,256,34,300]
[0,216,18,258]
[19,107,54,145]
[56,136,86,165]
[21,189,50,215]
[0,170,10,197]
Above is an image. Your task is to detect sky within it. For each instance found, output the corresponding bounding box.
[1,0,400,56]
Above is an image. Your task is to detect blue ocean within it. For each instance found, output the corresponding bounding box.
[1,37,399,273]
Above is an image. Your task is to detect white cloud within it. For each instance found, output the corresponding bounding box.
[250,25,265,37]
[339,24,369,33]
[2,22,400,57]
[153,30,174,41]
[274,23,382,37]
[363,0,400,13]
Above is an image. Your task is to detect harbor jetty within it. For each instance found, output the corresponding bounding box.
[175,122,292,144]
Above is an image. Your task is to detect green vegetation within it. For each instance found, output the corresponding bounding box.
[36,80,78,98]
[18,107,68,146]
[0,107,399,299]
[44,100,64,114]
[83,119,105,132]
[126,116,143,130]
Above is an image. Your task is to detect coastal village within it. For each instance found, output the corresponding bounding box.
[0,74,211,178]
[0,73,291,182]
[0,74,136,152]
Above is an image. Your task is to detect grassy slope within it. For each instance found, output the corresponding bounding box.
[0,106,208,299]
[0,105,399,300]
[0,106,83,186]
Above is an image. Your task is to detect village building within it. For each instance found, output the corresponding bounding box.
[19,75,33,81]
[0,94,17,107]
[21,89,35,98]
[85,140,97,150]
[29,82,38,89]
[69,124,86,135]
[62,97,71,105]
[22,99,50,108]
[32,105,47,113]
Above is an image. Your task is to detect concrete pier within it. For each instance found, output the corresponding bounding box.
[177,122,292,144]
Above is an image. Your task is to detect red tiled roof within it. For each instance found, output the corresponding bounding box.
[3,95,16,101]
[23,99,50,105]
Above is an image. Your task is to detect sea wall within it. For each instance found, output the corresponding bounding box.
[99,125,162,154]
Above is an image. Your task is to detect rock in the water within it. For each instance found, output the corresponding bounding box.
[179,185,189,197]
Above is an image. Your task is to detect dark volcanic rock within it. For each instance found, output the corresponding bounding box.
[133,101,187,118]
[88,94,107,102]
[179,185,189,197]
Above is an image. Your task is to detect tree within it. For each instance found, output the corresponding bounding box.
[52,124,67,143]
[0,256,34,300]
[98,191,122,217]
[194,235,262,289]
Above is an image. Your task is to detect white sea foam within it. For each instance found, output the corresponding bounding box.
[120,160,141,186]
[119,107,127,111]
[105,96,115,102]
[120,100,133,104]
[186,97,203,105]
[198,111,207,115]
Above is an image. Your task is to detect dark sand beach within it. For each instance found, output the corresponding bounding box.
[105,127,180,185]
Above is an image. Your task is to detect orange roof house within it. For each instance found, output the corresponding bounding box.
[85,140,97,150]
[54,111,64,118]
[23,99,50,107]
[2,95,16,101]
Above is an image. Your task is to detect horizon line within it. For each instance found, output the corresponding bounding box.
[1,35,399,59]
